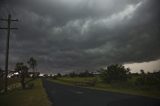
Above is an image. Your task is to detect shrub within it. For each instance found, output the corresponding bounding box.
[99,64,130,83]
[135,71,160,89]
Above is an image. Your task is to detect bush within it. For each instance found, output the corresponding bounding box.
[67,71,94,78]
[99,64,130,83]
[135,71,160,89]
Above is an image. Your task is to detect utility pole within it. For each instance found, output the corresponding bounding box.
[0,14,18,92]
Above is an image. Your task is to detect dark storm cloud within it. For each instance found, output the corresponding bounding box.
[0,0,160,73]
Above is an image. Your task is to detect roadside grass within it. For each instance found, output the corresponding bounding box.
[49,77,160,99]
[58,77,97,86]
[0,78,20,92]
[0,79,51,106]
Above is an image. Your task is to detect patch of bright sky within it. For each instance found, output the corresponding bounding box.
[124,59,160,73]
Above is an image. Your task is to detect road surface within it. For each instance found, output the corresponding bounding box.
[42,79,160,106]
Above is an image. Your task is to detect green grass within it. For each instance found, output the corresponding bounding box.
[50,77,160,99]
[58,77,97,85]
[0,79,51,106]
[93,83,160,99]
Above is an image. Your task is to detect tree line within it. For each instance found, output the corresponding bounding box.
[52,64,160,89]
[99,64,160,88]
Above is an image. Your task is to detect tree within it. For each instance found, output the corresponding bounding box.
[140,69,145,75]
[15,62,29,89]
[27,57,37,77]
[57,73,62,77]
[79,70,94,77]
[100,64,130,83]
[69,72,76,77]
[135,70,160,87]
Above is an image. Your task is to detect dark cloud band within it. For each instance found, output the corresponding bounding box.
[0,0,160,73]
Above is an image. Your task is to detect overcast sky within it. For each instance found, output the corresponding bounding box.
[0,0,160,73]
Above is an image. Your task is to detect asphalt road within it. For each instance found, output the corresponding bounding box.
[42,79,160,106]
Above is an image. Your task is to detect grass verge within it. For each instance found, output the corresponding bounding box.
[0,79,51,106]
[48,77,160,99]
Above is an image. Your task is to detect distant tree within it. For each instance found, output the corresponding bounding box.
[43,74,49,78]
[57,73,62,77]
[100,64,130,83]
[27,57,37,77]
[15,62,29,89]
[140,69,145,75]
[79,70,94,77]
[69,72,76,77]
[135,70,160,88]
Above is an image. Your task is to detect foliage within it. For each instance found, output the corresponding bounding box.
[78,70,94,77]
[64,70,94,78]
[135,71,160,89]
[14,62,29,89]
[99,64,130,83]
[27,57,37,78]
[57,73,62,77]
[0,57,38,92]
[27,57,37,71]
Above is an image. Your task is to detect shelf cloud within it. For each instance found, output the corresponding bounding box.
[0,0,160,73]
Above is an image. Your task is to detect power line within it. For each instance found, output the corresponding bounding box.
[0,14,18,92]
